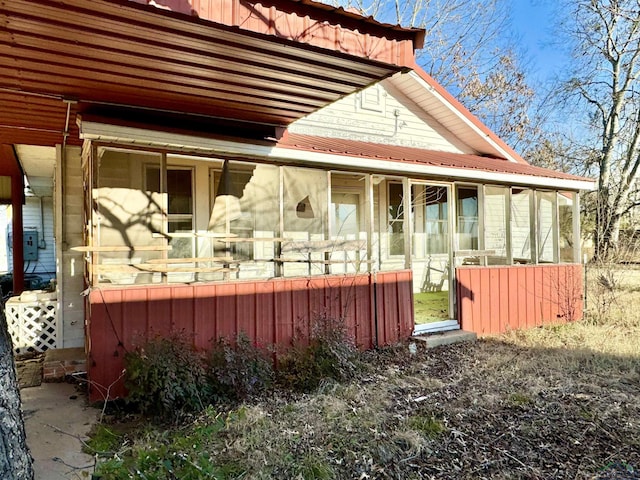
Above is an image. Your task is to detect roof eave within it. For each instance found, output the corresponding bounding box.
[79,121,596,191]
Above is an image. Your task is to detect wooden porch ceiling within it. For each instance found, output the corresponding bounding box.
[0,0,409,147]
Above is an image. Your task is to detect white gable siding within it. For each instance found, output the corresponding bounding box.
[289,82,475,154]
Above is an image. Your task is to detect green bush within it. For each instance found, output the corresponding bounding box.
[124,333,209,419]
[277,312,358,392]
[207,334,274,402]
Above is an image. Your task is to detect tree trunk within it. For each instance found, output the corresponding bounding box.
[595,195,623,262]
[0,310,34,480]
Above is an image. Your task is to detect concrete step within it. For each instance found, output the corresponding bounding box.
[412,330,477,348]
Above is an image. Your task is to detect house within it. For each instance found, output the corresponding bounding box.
[0,0,594,401]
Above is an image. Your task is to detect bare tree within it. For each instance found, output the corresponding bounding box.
[0,310,33,479]
[339,0,536,149]
[558,0,640,260]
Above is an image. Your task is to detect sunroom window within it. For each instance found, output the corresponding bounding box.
[484,186,508,265]
[388,182,405,256]
[146,165,194,259]
[511,188,532,263]
[456,186,479,251]
[411,184,448,257]
[537,191,558,263]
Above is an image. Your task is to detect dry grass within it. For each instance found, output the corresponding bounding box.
[95,269,640,479]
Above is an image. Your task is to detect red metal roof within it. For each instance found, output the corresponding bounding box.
[0,0,417,147]
[131,0,425,60]
[277,133,591,182]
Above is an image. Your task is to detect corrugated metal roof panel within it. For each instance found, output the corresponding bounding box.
[277,133,591,182]
[0,0,409,146]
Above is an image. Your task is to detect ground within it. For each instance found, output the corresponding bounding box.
[35,264,640,479]
[22,382,97,479]
[414,291,450,323]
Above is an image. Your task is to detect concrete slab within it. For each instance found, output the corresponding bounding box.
[21,382,99,480]
[413,330,477,348]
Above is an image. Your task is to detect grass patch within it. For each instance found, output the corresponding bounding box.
[407,415,446,438]
[414,290,449,323]
[84,424,122,456]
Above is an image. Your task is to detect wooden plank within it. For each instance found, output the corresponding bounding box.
[145,256,234,264]
[215,237,287,242]
[281,239,366,253]
[71,245,171,252]
[272,257,374,265]
[93,264,238,274]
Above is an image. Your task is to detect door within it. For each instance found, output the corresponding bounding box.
[411,183,457,333]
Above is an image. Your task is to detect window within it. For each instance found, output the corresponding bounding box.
[331,192,360,239]
[537,191,557,263]
[558,192,576,263]
[359,84,385,113]
[210,165,255,261]
[330,173,367,274]
[412,184,448,256]
[511,188,532,263]
[484,186,508,264]
[456,186,478,250]
[388,182,405,255]
[146,165,194,258]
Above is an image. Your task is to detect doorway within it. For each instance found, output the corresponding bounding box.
[411,183,457,333]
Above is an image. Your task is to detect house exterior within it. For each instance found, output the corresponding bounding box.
[0,0,593,401]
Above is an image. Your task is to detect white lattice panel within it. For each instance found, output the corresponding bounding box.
[5,298,58,352]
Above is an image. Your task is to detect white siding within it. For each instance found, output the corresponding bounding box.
[58,145,85,348]
[6,196,56,284]
[289,82,474,154]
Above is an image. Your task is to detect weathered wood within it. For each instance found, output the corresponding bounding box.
[281,239,366,253]
[93,264,238,274]
[71,245,172,252]
[144,257,234,264]
[272,257,374,265]
[215,237,288,242]
[0,310,34,479]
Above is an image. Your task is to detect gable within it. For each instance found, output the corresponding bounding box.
[288,80,477,155]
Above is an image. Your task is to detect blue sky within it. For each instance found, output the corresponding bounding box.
[511,1,568,83]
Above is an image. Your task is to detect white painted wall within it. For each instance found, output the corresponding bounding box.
[289,82,474,153]
[5,196,56,284]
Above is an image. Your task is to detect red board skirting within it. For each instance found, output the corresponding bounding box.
[87,270,413,401]
[456,263,583,336]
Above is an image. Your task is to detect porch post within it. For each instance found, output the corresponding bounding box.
[11,173,24,295]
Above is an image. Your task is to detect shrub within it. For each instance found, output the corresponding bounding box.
[207,333,274,402]
[124,333,209,419]
[277,312,359,392]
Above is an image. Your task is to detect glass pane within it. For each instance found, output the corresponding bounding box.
[95,148,164,285]
[412,184,448,256]
[537,191,556,263]
[484,186,508,265]
[210,162,279,279]
[388,182,405,256]
[167,169,193,215]
[456,186,478,250]
[168,220,193,259]
[511,188,532,263]
[558,192,575,263]
[331,193,359,238]
[330,173,367,274]
[283,166,328,277]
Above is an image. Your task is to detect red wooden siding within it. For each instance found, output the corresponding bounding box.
[456,264,583,336]
[87,270,413,401]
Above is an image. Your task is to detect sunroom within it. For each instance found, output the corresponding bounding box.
[84,132,588,340]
